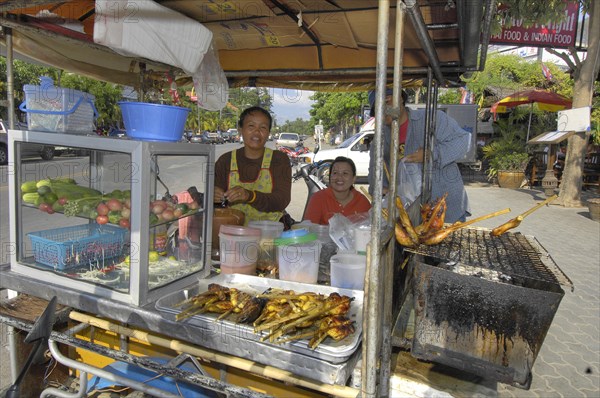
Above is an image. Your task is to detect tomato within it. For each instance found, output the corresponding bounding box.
[151,203,166,215]
[161,209,175,221]
[106,198,123,211]
[39,203,51,213]
[120,207,131,219]
[96,215,109,224]
[119,218,131,229]
[96,203,109,216]
[58,197,68,206]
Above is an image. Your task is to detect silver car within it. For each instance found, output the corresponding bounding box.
[276,132,302,148]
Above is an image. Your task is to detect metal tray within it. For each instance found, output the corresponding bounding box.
[155,274,363,364]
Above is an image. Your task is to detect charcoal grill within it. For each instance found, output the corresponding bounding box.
[404,227,572,389]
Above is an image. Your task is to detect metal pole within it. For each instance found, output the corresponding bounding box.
[378,2,406,396]
[362,1,390,397]
[527,102,534,142]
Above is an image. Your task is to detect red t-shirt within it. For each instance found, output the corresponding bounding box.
[303,187,372,225]
[399,119,409,144]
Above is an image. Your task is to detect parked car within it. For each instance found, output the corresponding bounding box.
[206,131,224,144]
[276,132,302,148]
[227,128,239,142]
[298,118,375,179]
[221,130,231,142]
[0,120,56,164]
[189,133,210,144]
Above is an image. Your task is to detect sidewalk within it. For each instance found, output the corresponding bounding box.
[287,173,600,397]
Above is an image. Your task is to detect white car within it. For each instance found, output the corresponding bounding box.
[300,118,374,180]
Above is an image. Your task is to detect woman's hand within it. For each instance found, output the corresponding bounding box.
[213,186,226,204]
[224,186,251,203]
[404,148,424,163]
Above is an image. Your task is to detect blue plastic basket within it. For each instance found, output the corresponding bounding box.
[28,223,127,271]
[119,102,190,142]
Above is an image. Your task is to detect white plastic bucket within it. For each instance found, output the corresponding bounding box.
[219,225,260,275]
[275,229,321,284]
[330,253,367,290]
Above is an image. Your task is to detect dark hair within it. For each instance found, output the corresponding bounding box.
[369,89,408,117]
[329,156,357,176]
[238,106,272,130]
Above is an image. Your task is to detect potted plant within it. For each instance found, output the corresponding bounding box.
[491,152,530,188]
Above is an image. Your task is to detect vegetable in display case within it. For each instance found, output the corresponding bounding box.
[7,130,215,306]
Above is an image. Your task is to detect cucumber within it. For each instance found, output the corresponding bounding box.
[22,193,40,204]
[37,185,52,196]
[21,181,38,193]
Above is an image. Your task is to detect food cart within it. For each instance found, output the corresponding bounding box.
[0,1,573,397]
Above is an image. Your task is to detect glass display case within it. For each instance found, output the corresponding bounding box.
[8,130,214,306]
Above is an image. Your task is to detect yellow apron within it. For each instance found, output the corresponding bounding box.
[228,148,283,224]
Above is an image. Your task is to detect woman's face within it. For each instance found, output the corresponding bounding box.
[240,111,270,151]
[329,161,356,192]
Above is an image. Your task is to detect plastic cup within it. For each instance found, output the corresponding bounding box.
[248,220,284,271]
[275,229,321,284]
[219,225,261,275]
[353,226,371,255]
[330,253,367,290]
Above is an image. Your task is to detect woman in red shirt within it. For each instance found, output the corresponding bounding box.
[304,157,372,225]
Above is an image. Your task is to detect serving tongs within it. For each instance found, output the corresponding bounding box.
[152,158,177,204]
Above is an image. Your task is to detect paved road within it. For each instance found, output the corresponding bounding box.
[1,141,598,396]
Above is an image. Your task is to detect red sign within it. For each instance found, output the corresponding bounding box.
[489,1,579,48]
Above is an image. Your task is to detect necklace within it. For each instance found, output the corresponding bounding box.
[334,190,353,207]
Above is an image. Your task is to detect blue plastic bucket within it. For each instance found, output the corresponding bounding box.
[118,102,190,142]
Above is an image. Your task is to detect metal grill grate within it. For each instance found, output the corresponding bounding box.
[405,227,573,289]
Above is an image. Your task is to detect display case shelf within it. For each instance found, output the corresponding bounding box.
[8,130,215,306]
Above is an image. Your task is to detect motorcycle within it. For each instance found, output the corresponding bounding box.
[277,144,310,169]
[292,161,328,220]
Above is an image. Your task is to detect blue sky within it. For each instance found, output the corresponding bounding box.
[271,88,314,123]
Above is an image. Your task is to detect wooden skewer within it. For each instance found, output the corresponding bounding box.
[520,194,558,219]
[445,207,511,233]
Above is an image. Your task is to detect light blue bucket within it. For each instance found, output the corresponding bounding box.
[119,101,190,142]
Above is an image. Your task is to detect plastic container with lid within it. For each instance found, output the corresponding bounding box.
[248,220,284,271]
[219,225,261,275]
[275,228,321,284]
[330,253,367,290]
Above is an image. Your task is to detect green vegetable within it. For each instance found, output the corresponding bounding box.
[110,189,123,199]
[52,201,64,212]
[89,210,99,219]
[175,203,189,212]
[21,181,38,193]
[37,185,52,196]
[43,192,58,205]
[149,213,159,226]
[108,211,121,224]
[22,193,40,204]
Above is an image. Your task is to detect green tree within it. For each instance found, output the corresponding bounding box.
[309,91,368,138]
[494,0,599,207]
[279,118,312,136]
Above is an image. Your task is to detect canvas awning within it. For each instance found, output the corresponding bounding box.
[0,0,493,91]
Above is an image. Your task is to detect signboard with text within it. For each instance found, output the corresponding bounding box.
[489,1,579,48]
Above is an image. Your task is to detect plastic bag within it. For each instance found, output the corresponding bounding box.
[397,159,422,207]
[328,214,355,252]
[193,43,229,111]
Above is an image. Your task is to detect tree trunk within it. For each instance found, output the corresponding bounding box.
[558,0,600,207]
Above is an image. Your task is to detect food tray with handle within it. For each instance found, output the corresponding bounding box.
[155,273,363,363]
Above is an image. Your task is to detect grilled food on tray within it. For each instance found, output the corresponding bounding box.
[174,283,265,323]
[174,285,355,349]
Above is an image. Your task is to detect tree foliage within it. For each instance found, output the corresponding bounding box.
[309,91,368,137]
